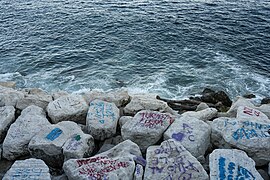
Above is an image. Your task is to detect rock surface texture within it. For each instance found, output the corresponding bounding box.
[209,149,263,180]
[122,110,174,151]
[0,106,15,142]
[86,100,120,140]
[144,139,209,180]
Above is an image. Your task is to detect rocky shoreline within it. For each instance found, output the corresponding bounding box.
[0,83,270,179]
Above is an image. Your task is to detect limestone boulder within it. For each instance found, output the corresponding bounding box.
[119,116,133,128]
[209,149,263,180]
[0,106,15,142]
[63,156,135,180]
[237,106,269,122]
[121,110,175,151]
[211,117,270,165]
[144,139,208,180]
[123,94,176,116]
[2,105,50,160]
[28,121,85,168]
[2,158,51,180]
[226,97,255,117]
[0,86,24,107]
[16,88,53,110]
[182,108,218,121]
[51,90,69,100]
[47,94,89,124]
[196,102,209,111]
[63,133,95,161]
[82,89,130,107]
[86,100,120,140]
[164,116,211,157]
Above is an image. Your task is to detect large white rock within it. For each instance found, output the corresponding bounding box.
[123,94,176,115]
[144,139,208,180]
[227,97,255,117]
[16,88,53,110]
[164,116,211,157]
[63,133,95,161]
[64,155,135,180]
[237,106,269,122]
[122,110,175,151]
[182,108,218,121]
[211,117,270,165]
[0,86,24,107]
[82,89,130,107]
[47,94,89,124]
[28,121,85,168]
[2,158,51,180]
[0,106,15,142]
[86,100,120,140]
[209,149,263,180]
[2,105,50,160]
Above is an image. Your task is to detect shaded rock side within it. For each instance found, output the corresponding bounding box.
[144,139,208,180]
[209,149,263,180]
[182,108,218,121]
[0,106,15,142]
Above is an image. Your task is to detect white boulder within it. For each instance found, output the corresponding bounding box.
[47,94,89,124]
[144,139,208,180]
[211,117,270,165]
[182,108,218,121]
[237,106,269,122]
[227,97,255,117]
[0,106,15,142]
[164,116,211,157]
[122,110,175,151]
[2,105,50,160]
[86,100,120,140]
[0,86,24,107]
[2,158,51,180]
[209,149,263,180]
[119,116,133,128]
[28,121,85,168]
[63,133,95,161]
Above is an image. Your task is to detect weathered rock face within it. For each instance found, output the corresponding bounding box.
[2,158,51,180]
[16,88,53,110]
[209,149,263,180]
[82,89,130,107]
[182,108,218,121]
[47,94,89,124]
[122,110,174,151]
[63,133,95,161]
[123,94,176,116]
[144,139,209,180]
[119,116,133,128]
[211,117,270,165]
[201,88,232,107]
[196,102,209,111]
[257,104,270,120]
[133,164,144,180]
[227,97,255,117]
[2,105,50,160]
[0,82,16,89]
[237,106,269,122]
[0,106,15,142]
[86,100,120,140]
[28,121,86,168]
[164,116,211,158]
[63,156,135,180]
[0,86,24,107]
[51,90,69,100]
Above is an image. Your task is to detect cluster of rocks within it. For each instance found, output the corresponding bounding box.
[0,84,270,180]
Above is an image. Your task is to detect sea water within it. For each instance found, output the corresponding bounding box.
[0,0,269,100]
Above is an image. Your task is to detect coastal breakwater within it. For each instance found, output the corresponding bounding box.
[0,83,270,179]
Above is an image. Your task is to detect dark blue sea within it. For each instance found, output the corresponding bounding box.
[0,0,269,99]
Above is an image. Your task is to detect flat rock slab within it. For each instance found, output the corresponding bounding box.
[144,139,208,180]
[164,116,211,157]
[29,121,85,168]
[3,105,50,160]
[211,117,270,165]
[47,94,89,124]
[63,133,95,161]
[182,108,218,121]
[0,106,15,142]
[237,106,269,122]
[86,100,120,140]
[3,158,51,180]
[122,110,175,151]
[63,156,135,180]
[209,149,263,180]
